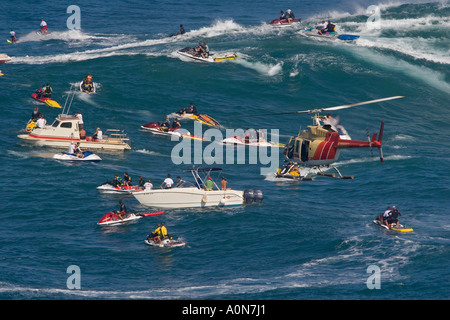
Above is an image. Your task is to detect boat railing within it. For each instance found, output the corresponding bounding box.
[104,129,130,141]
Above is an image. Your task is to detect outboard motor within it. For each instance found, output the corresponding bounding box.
[243,189,255,204]
[253,189,264,203]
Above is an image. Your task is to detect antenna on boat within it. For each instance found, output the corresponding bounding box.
[62,89,76,116]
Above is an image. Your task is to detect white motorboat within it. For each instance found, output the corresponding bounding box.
[18,114,131,151]
[53,151,102,162]
[132,167,263,209]
[0,53,11,63]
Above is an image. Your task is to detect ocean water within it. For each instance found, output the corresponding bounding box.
[0,0,449,301]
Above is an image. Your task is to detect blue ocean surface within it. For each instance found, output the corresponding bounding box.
[0,0,449,301]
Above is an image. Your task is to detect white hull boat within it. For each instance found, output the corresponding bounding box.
[18,114,131,151]
[133,187,244,209]
[132,167,263,209]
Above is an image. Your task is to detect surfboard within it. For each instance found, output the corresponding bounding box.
[338,34,360,41]
[45,99,62,108]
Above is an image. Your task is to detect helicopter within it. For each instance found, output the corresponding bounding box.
[265,96,404,180]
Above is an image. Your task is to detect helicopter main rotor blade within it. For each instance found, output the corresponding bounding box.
[229,96,404,118]
[323,96,404,112]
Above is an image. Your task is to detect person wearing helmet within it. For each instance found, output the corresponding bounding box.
[286,9,295,23]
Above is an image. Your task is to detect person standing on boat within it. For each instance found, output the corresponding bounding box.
[204,176,214,191]
[161,174,174,189]
[75,111,84,131]
[144,179,153,190]
[221,176,228,190]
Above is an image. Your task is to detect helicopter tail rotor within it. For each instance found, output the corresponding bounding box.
[370,120,384,162]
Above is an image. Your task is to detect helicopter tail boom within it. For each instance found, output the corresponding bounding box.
[337,120,384,162]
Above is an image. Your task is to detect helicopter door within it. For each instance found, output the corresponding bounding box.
[300,140,310,162]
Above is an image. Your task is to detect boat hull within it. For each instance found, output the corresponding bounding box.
[132,187,244,208]
[18,133,131,151]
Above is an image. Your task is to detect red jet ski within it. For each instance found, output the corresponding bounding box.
[269,18,301,27]
[97,211,164,226]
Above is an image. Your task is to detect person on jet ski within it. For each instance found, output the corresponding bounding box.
[10,29,17,43]
[174,24,185,36]
[117,200,127,220]
[286,9,295,23]
[172,119,181,129]
[386,206,402,228]
[123,172,132,187]
[82,73,94,92]
[43,84,52,98]
[73,142,85,158]
[149,224,162,244]
[176,103,198,116]
[193,42,204,57]
[279,11,286,20]
[159,116,171,131]
[319,20,336,35]
[112,174,123,187]
[35,85,45,99]
[40,19,49,33]
[202,42,209,58]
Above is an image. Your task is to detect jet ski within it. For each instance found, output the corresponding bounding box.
[97,210,164,227]
[140,121,203,140]
[144,238,186,248]
[31,91,62,108]
[79,81,96,94]
[269,18,301,27]
[140,121,183,137]
[97,182,143,194]
[275,167,314,181]
[53,151,102,162]
[373,218,413,233]
[177,47,237,63]
[303,27,359,41]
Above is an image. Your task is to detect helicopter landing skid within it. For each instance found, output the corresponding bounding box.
[313,166,354,179]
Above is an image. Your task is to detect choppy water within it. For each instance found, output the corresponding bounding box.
[0,0,449,301]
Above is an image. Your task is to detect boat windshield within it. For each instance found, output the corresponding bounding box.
[51,120,61,128]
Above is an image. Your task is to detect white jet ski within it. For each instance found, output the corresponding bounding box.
[53,151,102,162]
[144,238,186,248]
[177,47,237,63]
